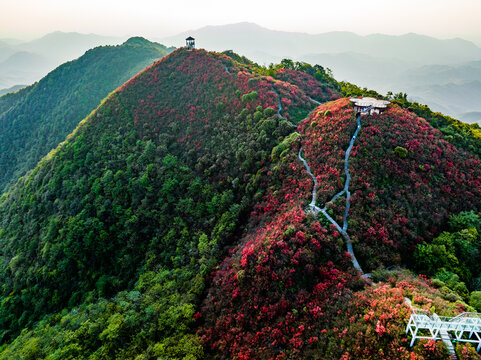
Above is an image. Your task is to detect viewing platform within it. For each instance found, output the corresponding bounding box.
[406,307,481,353]
[350,97,390,116]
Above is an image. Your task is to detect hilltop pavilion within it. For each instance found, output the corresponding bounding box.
[350,97,390,115]
[186,36,195,50]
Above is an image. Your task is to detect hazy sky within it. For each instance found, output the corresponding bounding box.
[2,0,481,44]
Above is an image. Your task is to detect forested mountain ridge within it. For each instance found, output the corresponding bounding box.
[0,48,480,359]
[0,48,339,358]
[0,37,174,193]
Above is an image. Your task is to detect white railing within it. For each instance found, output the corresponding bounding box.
[406,308,481,351]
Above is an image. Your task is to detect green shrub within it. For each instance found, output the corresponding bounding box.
[264,107,275,116]
[254,111,263,122]
[270,132,300,162]
[370,268,395,283]
[394,146,408,158]
[456,342,481,359]
[241,91,258,102]
[469,291,481,312]
[431,278,445,288]
[449,211,481,231]
[215,102,225,111]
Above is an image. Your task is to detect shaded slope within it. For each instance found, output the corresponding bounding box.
[0,37,173,192]
[0,48,335,357]
[348,107,481,268]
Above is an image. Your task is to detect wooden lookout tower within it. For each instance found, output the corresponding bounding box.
[186,36,195,50]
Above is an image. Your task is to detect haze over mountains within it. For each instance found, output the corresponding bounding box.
[161,22,481,64]
[3,0,481,354]
[2,23,481,123]
[0,32,124,90]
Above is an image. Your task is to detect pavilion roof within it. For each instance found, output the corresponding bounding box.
[350,97,390,108]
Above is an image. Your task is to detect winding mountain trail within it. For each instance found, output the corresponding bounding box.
[340,114,362,232]
[298,114,364,274]
[297,150,321,214]
[272,87,363,273]
[273,89,283,117]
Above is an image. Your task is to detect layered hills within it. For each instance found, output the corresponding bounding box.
[0,32,124,89]
[0,48,480,359]
[162,22,481,65]
[0,37,173,192]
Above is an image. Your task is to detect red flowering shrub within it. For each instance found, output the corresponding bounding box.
[0,48,342,356]
[297,98,358,216]
[324,271,457,359]
[347,106,481,268]
[295,99,481,270]
[200,194,358,359]
[1,46,478,359]
[199,98,361,359]
[200,95,481,358]
[275,68,340,103]
[456,343,481,359]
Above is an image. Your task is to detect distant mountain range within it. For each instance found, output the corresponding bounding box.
[0,84,25,97]
[0,32,125,89]
[2,24,481,122]
[161,22,481,122]
[409,80,481,116]
[301,53,481,119]
[160,22,481,65]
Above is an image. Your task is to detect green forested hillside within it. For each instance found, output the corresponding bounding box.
[0,37,174,192]
[0,48,480,360]
[0,48,338,358]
